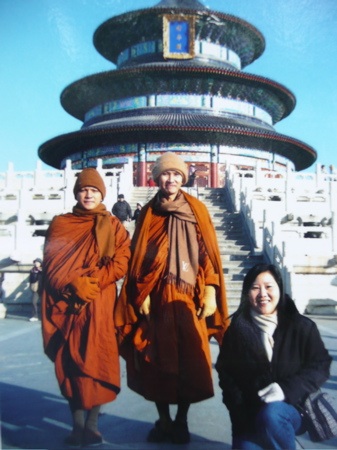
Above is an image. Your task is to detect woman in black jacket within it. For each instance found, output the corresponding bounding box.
[216,263,332,450]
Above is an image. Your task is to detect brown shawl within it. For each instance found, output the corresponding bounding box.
[72,203,115,259]
[153,191,198,294]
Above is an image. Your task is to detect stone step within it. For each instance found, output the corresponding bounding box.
[219,250,254,257]
[219,247,251,254]
[212,219,237,225]
[225,280,245,289]
[223,265,252,274]
[214,223,244,228]
[226,253,262,261]
[217,236,247,242]
[222,259,263,269]
[217,236,249,243]
[219,246,251,254]
[218,238,249,245]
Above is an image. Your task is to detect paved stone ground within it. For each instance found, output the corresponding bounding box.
[1,307,337,450]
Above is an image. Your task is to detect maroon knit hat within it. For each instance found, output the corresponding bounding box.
[73,168,106,199]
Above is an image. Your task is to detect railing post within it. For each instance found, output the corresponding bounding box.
[6,162,15,189]
[118,158,133,199]
[64,160,76,212]
[332,211,337,255]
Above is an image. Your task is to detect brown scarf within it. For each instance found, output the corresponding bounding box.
[153,192,198,294]
[72,203,115,258]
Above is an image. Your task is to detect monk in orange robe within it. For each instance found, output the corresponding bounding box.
[116,153,228,444]
[41,168,130,447]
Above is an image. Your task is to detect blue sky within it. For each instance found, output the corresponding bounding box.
[1,0,337,174]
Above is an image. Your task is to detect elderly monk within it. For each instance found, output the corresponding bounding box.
[116,153,228,444]
[41,168,130,447]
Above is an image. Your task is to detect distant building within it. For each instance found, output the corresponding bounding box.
[38,0,316,188]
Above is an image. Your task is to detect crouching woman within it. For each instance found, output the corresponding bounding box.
[216,263,332,450]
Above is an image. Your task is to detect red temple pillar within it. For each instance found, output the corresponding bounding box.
[137,144,147,186]
[210,145,218,188]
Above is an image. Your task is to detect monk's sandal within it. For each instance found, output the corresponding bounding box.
[82,429,103,447]
[172,420,190,444]
[64,431,83,447]
[147,420,173,442]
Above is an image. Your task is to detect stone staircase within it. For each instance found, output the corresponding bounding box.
[128,186,264,314]
[128,186,158,211]
[197,187,265,313]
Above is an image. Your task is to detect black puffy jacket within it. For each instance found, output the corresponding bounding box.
[215,297,332,436]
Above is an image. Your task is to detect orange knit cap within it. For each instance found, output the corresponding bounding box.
[73,168,106,199]
[152,152,188,184]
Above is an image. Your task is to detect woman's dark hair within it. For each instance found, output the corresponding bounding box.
[237,263,285,315]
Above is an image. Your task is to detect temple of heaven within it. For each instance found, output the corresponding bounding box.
[38,0,317,188]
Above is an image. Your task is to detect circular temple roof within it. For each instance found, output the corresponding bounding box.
[38,112,316,171]
[93,5,265,68]
[60,65,296,124]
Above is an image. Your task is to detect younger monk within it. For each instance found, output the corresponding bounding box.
[116,153,228,444]
[41,168,130,447]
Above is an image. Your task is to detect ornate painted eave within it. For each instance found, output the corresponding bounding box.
[38,116,316,171]
[60,65,295,124]
[93,7,265,68]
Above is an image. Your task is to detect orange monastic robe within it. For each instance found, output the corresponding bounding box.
[116,190,228,404]
[42,211,130,409]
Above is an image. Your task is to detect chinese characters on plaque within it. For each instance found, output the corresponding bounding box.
[163,14,195,59]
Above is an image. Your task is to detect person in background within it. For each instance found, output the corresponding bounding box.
[216,263,332,450]
[41,168,130,447]
[186,164,197,187]
[29,258,43,322]
[132,201,143,224]
[0,273,6,319]
[0,273,5,299]
[147,176,156,188]
[116,152,228,445]
[112,194,132,224]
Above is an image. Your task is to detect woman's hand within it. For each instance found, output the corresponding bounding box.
[258,383,285,403]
